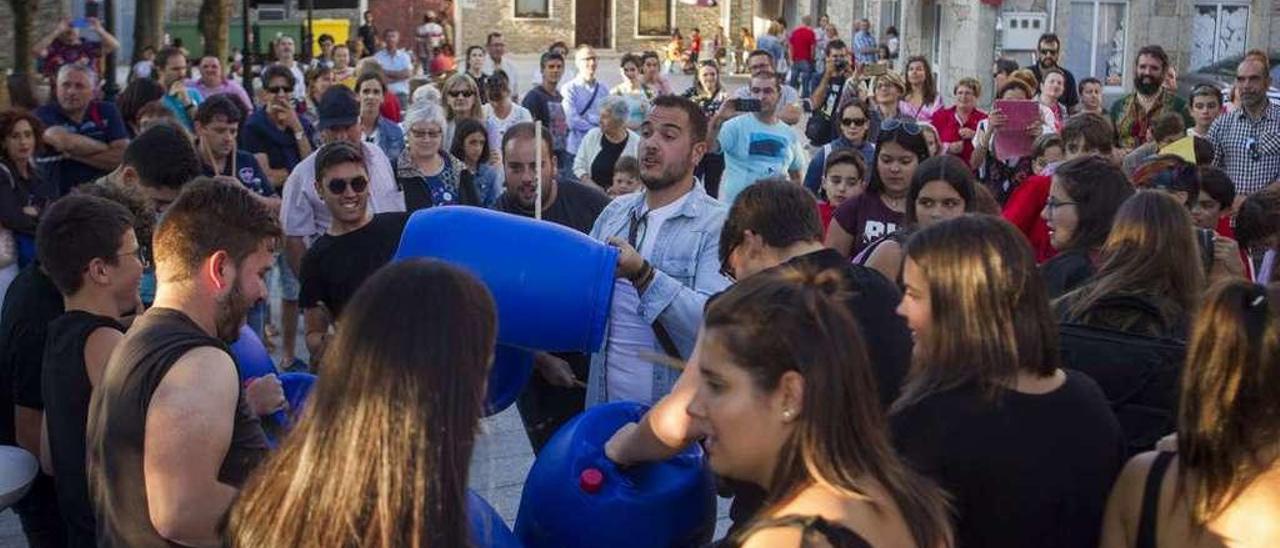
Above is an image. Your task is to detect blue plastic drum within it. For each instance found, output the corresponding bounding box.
[514,402,717,548]
[393,206,618,353]
[486,345,534,416]
[229,325,275,380]
[468,490,522,547]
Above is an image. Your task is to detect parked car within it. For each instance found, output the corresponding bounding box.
[1176,51,1280,106]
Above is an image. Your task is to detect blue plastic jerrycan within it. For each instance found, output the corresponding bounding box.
[514,402,717,548]
[468,489,522,547]
[228,326,316,441]
[393,206,618,353]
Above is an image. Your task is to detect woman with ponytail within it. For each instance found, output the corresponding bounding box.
[1101,281,1280,547]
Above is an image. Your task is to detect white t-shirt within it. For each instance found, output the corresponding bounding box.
[482,102,533,157]
[605,192,692,404]
[374,49,414,95]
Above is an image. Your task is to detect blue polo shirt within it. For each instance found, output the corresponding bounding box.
[34,101,128,194]
[240,107,316,174]
[199,148,274,197]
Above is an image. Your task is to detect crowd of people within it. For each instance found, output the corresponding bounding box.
[0,9,1278,548]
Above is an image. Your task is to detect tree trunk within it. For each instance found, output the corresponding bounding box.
[198,0,233,63]
[7,0,37,74]
[132,0,165,63]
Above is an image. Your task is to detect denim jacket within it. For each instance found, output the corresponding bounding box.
[585,184,731,406]
[374,117,405,162]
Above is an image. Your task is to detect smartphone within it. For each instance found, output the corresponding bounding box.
[71,17,89,29]
[732,98,762,112]
[1196,228,1216,273]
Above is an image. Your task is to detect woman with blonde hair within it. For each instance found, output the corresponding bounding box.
[440,72,484,147]
[1100,281,1280,547]
[227,259,498,547]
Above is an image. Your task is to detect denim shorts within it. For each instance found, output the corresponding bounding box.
[276,253,300,301]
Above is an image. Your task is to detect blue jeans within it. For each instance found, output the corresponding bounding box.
[790,60,814,97]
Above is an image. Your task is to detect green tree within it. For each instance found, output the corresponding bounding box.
[7,0,37,73]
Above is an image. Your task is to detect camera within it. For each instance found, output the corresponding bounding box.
[731,98,762,112]
[1196,228,1216,273]
[834,60,849,72]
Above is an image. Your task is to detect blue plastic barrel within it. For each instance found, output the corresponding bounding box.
[514,402,717,548]
[393,206,618,353]
[486,345,534,416]
[227,325,290,440]
[468,490,522,548]
[279,372,317,416]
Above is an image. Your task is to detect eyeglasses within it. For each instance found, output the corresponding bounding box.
[448,90,475,98]
[410,129,443,140]
[841,117,869,127]
[1044,196,1077,212]
[880,118,922,135]
[116,247,151,269]
[266,85,294,94]
[326,175,369,195]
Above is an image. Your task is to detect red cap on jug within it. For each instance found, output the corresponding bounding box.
[579,468,604,494]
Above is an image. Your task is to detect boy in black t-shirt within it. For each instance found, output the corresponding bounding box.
[36,195,144,546]
[299,142,408,368]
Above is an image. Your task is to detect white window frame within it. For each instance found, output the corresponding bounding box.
[513,0,552,21]
[1068,0,1130,92]
[1190,1,1250,70]
[634,0,674,39]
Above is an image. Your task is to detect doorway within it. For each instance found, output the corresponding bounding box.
[576,0,612,49]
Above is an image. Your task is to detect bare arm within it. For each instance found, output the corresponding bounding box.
[864,240,903,282]
[39,418,52,475]
[302,305,331,364]
[285,236,307,277]
[14,407,43,460]
[45,128,109,156]
[32,19,69,58]
[85,327,123,389]
[1100,453,1155,548]
[89,19,121,53]
[606,338,706,466]
[69,139,127,170]
[144,346,241,547]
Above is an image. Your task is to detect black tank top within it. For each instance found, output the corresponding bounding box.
[42,310,123,547]
[89,308,268,548]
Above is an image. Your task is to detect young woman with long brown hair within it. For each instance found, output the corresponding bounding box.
[1057,191,1206,338]
[692,266,952,547]
[892,214,1125,548]
[1100,281,1280,547]
[226,259,497,547]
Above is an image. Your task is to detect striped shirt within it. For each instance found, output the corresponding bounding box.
[1208,102,1280,195]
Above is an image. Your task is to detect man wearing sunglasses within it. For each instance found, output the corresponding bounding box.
[710,72,805,205]
[241,65,316,191]
[1029,33,1078,111]
[298,142,408,368]
[1208,54,1280,199]
[279,87,404,369]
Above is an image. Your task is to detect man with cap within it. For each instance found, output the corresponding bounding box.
[279,87,404,368]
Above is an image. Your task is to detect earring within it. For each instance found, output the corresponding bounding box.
[782,409,793,420]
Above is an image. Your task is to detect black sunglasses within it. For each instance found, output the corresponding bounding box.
[266,85,294,94]
[326,176,369,195]
[449,90,476,98]
[881,118,922,135]
[842,117,869,127]
[1039,48,1059,55]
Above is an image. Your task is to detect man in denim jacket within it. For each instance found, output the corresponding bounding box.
[586,96,732,406]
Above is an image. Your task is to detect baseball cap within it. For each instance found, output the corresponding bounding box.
[317,86,360,130]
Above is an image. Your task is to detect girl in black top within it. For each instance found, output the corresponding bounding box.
[892,215,1125,548]
[691,267,952,548]
[1100,282,1280,548]
[1041,155,1134,298]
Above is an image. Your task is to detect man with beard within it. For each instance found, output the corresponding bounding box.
[1029,33,1079,111]
[88,179,283,547]
[493,121,609,452]
[1109,45,1192,151]
[1208,55,1280,198]
[585,95,731,407]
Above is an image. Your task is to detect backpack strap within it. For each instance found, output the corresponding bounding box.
[1136,451,1176,548]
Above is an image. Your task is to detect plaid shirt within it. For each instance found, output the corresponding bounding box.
[1208,102,1280,195]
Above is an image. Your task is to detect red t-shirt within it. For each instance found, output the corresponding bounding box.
[691,35,702,54]
[1214,216,1254,281]
[930,106,987,166]
[380,90,402,123]
[1003,173,1056,263]
[819,201,835,238]
[789,27,817,63]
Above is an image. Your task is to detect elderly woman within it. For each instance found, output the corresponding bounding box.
[572,95,641,191]
[355,71,405,161]
[441,72,484,150]
[394,102,481,211]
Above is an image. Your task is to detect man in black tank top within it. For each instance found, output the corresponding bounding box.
[88,179,283,547]
[36,196,147,547]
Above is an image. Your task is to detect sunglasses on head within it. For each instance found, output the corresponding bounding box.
[326,176,369,195]
[449,90,475,98]
[880,118,922,135]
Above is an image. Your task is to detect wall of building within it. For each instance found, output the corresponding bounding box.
[457,0,724,53]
